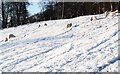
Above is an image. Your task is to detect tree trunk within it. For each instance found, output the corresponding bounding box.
[98,2,101,14]
[110,0,113,11]
[61,0,64,19]
[118,1,120,13]
[23,2,27,24]
[1,1,7,28]
[103,2,106,12]
[16,3,20,26]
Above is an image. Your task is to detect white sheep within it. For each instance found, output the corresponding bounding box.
[109,11,117,17]
[104,11,109,17]
[105,10,118,17]
[90,16,97,21]
[9,34,16,39]
[3,34,16,42]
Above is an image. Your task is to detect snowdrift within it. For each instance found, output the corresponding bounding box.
[0,13,119,72]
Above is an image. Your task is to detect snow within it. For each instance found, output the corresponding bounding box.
[0,13,119,72]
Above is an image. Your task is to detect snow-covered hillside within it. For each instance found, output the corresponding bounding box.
[0,13,119,72]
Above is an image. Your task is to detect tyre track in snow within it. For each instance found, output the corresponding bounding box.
[20,42,74,72]
[73,16,118,40]
[87,29,119,52]
[19,23,93,71]
[87,39,118,56]
[0,40,62,62]
[97,55,120,72]
[15,29,72,71]
[16,42,73,71]
[0,40,72,71]
[0,24,74,71]
[0,14,119,72]
[2,25,117,71]
[0,31,73,54]
[23,16,118,71]
[57,39,119,72]
[59,23,119,71]
[0,42,61,69]
[0,46,40,66]
[84,20,118,39]
[72,21,118,54]
[72,31,119,71]
[0,22,64,50]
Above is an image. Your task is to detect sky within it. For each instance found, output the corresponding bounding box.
[0,0,51,16]
[27,1,40,16]
[27,0,49,16]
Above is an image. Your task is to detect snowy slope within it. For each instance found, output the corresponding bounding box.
[0,13,119,72]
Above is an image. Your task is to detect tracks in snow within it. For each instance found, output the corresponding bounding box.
[0,15,119,72]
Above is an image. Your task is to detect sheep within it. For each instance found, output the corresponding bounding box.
[4,38,8,42]
[104,11,109,17]
[96,25,102,28]
[109,11,116,17]
[105,10,117,17]
[9,34,16,39]
[44,23,47,26]
[4,34,16,42]
[67,23,72,28]
[38,25,40,28]
[115,10,118,13]
[90,16,97,21]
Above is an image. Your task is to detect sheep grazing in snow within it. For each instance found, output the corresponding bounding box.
[44,23,47,26]
[109,11,117,17]
[105,10,117,17]
[9,34,16,39]
[4,34,16,42]
[90,16,97,21]
[5,37,8,42]
[104,11,109,17]
[67,23,72,28]
[38,25,40,28]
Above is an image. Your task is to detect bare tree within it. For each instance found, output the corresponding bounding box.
[110,0,113,11]
[61,0,64,19]
[98,2,101,14]
[1,0,7,28]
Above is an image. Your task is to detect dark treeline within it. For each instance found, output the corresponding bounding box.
[1,1,29,28]
[29,2,119,23]
[1,1,120,29]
